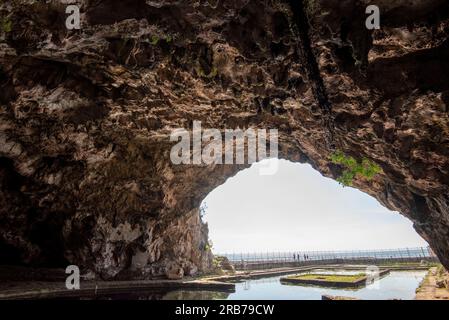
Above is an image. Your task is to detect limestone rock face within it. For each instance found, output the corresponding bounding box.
[213,256,235,274]
[0,0,449,279]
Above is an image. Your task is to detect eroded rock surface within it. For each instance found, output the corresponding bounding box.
[0,0,448,279]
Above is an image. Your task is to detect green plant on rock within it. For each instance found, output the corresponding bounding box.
[330,151,382,187]
[196,65,218,78]
[1,16,12,33]
[146,34,174,45]
[149,35,159,45]
[204,239,213,251]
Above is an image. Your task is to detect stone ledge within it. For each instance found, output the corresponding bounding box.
[0,279,235,300]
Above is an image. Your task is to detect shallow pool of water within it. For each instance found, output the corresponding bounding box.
[161,270,426,300]
[226,271,426,300]
[80,270,426,300]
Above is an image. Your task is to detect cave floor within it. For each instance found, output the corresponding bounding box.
[0,266,313,299]
[0,264,439,300]
[415,267,449,300]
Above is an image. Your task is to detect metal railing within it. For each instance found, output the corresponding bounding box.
[217,247,438,270]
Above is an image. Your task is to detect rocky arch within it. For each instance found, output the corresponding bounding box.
[0,0,448,279]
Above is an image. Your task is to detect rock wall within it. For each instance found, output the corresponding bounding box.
[0,0,448,279]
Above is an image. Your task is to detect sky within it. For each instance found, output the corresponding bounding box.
[202,159,428,253]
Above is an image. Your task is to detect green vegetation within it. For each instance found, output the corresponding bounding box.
[149,35,159,45]
[196,65,218,78]
[379,261,440,268]
[212,256,222,268]
[289,273,366,283]
[145,34,174,45]
[1,16,12,33]
[330,151,382,186]
[205,239,213,251]
[436,264,447,278]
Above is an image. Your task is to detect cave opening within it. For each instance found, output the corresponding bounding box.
[200,159,428,256]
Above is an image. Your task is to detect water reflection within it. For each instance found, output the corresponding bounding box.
[226,271,426,300]
[162,291,231,300]
[77,270,426,300]
[79,290,231,300]
[161,271,426,300]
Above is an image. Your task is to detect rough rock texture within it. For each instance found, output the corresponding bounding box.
[0,0,449,279]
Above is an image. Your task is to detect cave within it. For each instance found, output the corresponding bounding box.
[0,0,449,281]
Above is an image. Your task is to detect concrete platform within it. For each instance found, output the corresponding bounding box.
[280,269,390,288]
